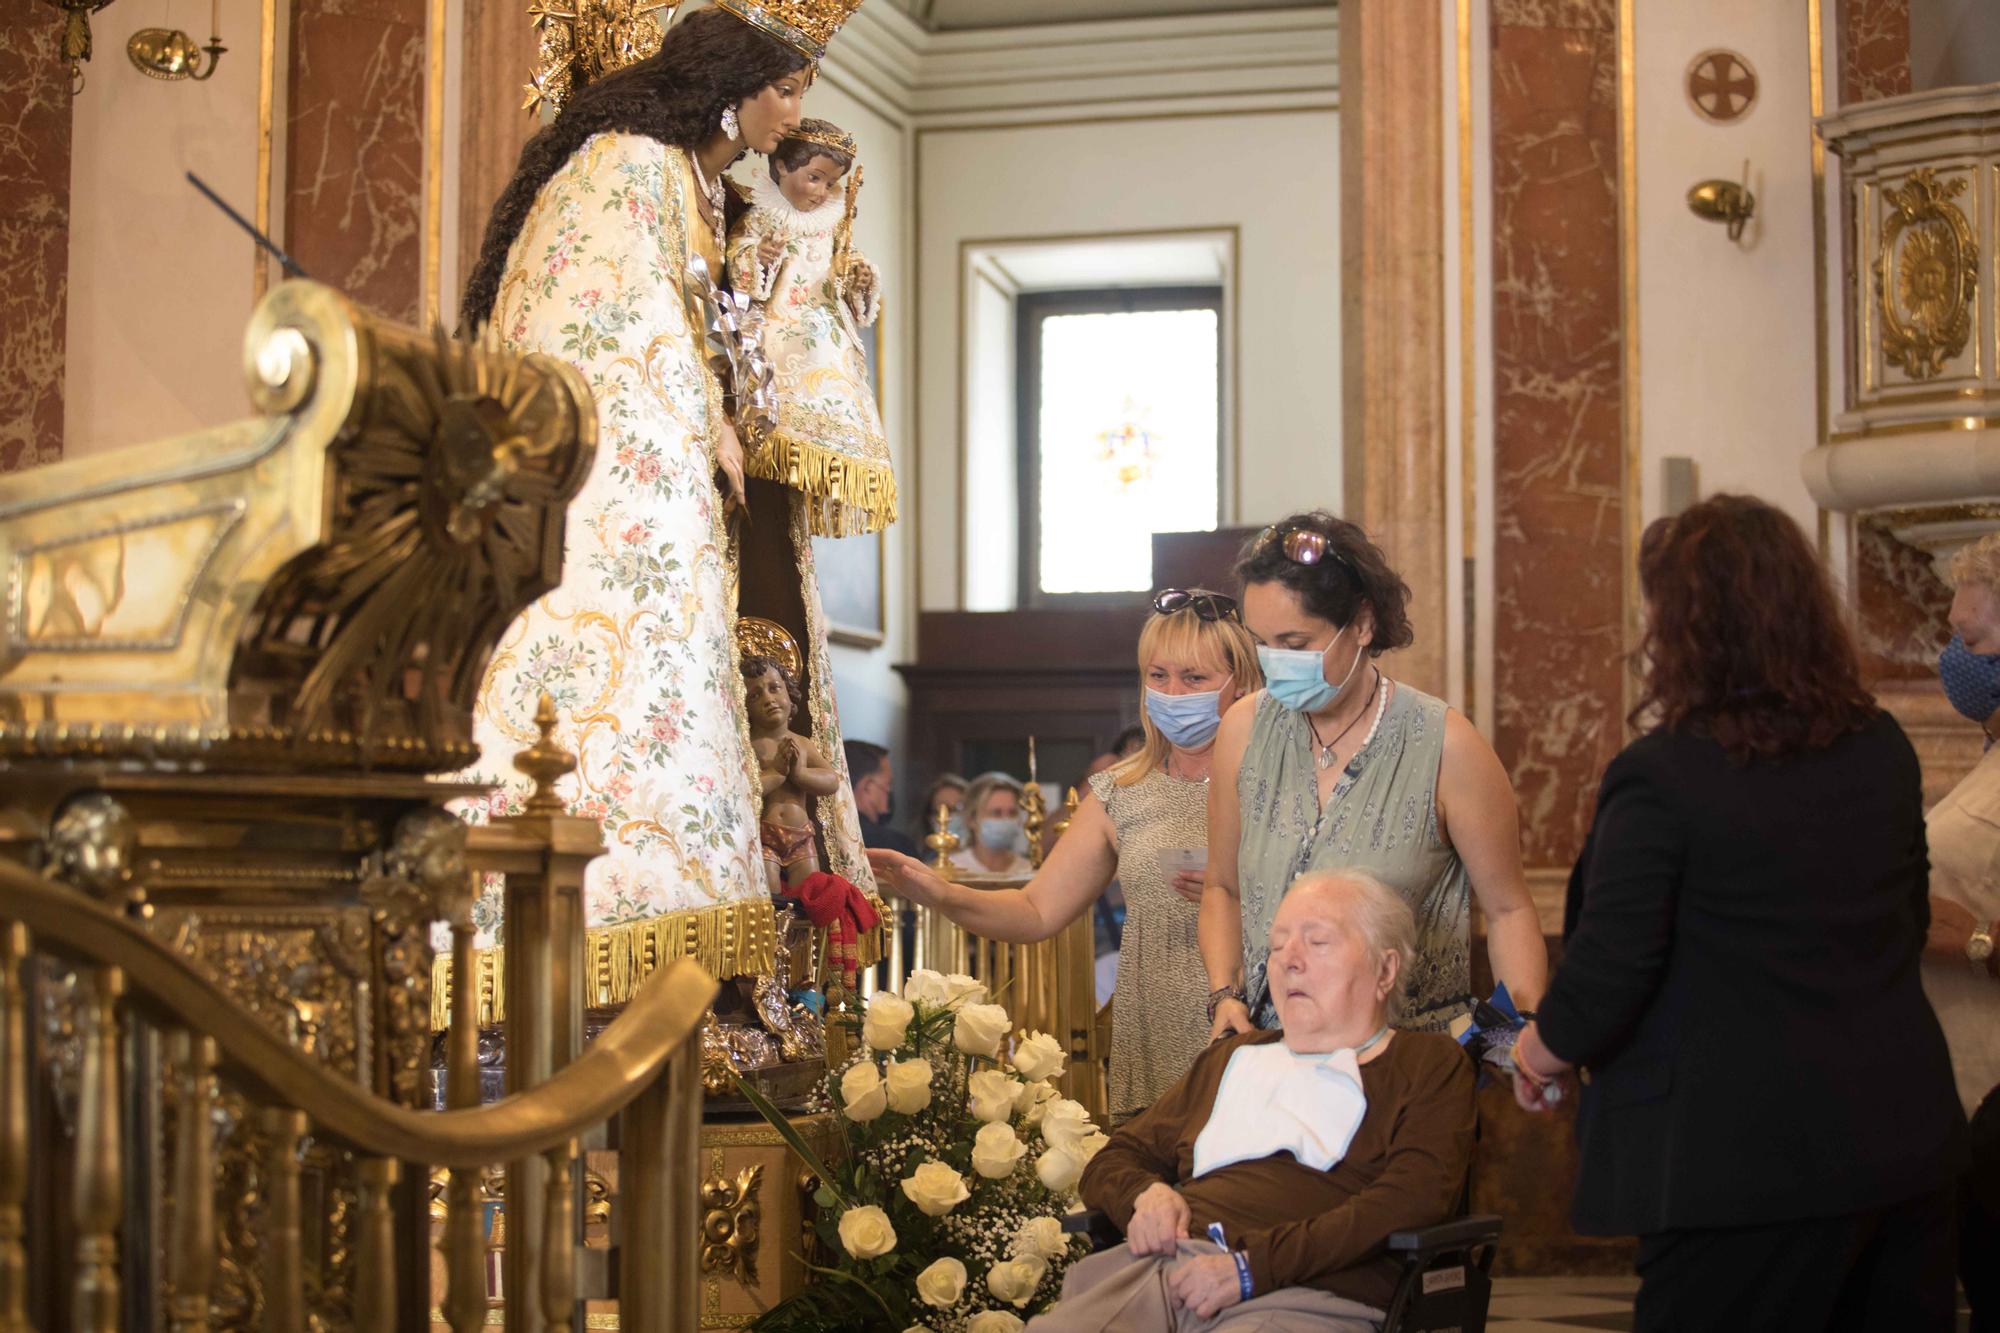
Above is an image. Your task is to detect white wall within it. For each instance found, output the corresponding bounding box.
[1632,1,1821,536]
[65,0,267,458]
[1911,0,2000,91]
[916,108,1340,610]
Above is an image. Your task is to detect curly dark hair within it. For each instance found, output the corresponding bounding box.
[1233,510,1415,655]
[741,654,802,716]
[459,7,809,331]
[1631,494,1876,764]
[768,126,853,183]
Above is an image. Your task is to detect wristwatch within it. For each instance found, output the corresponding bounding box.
[1970,921,1996,966]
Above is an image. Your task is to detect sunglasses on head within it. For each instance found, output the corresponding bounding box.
[1260,524,1348,570]
[1152,588,1241,623]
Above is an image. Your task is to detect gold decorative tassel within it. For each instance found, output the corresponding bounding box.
[744,432,898,537]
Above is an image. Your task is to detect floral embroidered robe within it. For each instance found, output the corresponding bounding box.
[463,131,875,966]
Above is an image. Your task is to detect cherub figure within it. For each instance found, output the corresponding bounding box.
[742,654,840,892]
[726,117,894,538]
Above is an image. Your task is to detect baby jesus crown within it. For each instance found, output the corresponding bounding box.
[786,118,858,158]
[714,0,864,61]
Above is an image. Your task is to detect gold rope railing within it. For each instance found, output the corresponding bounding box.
[0,862,713,1332]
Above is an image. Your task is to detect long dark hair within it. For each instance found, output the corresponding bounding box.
[459,7,808,331]
[1632,494,1876,763]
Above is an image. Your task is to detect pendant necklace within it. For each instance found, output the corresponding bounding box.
[1305,669,1386,772]
[691,153,727,231]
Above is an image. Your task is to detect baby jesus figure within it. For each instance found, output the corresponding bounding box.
[742,654,840,893]
[726,117,894,538]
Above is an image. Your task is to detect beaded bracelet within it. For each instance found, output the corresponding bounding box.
[1231,1250,1253,1301]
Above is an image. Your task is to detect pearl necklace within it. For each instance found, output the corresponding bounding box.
[1312,675,1390,772]
[690,153,727,230]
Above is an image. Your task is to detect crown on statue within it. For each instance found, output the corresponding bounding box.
[714,0,864,61]
[786,118,858,158]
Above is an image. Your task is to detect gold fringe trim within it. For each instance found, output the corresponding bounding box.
[746,432,899,537]
[430,893,887,1028]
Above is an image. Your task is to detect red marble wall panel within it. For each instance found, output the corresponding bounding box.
[0,7,70,473]
[1489,0,1626,868]
[285,0,425,324]
[1838,0,1911,104]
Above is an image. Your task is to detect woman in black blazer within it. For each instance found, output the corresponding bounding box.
[1512,495,1967,1332]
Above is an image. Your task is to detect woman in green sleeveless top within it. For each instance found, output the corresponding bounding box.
[1199,513,1548,1036]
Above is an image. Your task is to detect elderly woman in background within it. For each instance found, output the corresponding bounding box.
[1201,513,1546,1040]
[870,592,1262,1121]
[1927,531,2000,1329]
[1512,496,1966,1332]
[1026,871,1475,1332]
[947,772,1033,878]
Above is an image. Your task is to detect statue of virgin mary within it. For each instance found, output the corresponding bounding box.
[451,0,881,1009]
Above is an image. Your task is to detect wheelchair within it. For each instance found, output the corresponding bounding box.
[1060,1207,1502,1332]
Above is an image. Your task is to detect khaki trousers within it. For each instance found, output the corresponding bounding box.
[1023,1240,1385,1333]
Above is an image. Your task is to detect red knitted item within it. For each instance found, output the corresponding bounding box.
[794,872,879,987]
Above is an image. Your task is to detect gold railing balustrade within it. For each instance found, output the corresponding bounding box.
[0,858,713,1332]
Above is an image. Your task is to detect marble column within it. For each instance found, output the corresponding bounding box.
[1339,0,1448,698]
[284,0,426,325]
[1488,0,1626,872]
[0,7,70,473]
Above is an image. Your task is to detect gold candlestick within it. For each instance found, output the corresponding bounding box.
[1023,737,1047,872]
[925,802,960,877]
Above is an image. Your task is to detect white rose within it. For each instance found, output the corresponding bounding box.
[839,1060,888,1123]
[943,973,989,1008]
[915,1256,967,1308]
[862,992,915,1051]
[965,1314,1024,1333]
[1012,1215,1069,1262]
[1035,1146,1082,1193]
[954,1002,1012,1058]
[1017,1081,1060,1123]
[1074,1130,1110,1165]
[903,968,951,1006]
[985,1255,1048,1307]
[883,1057,934,1114]
[967,1070,1024,1124]
[971,1121,1030,1179]
[899,1160,971,1217]
[1009,1030,1066,1083]
[836,1204,896,1259]
[1039,1098,1093,1155]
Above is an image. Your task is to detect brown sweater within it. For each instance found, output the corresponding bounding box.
[1077,1028,1475,1310]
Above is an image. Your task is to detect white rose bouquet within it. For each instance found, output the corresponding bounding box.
[740,968,1102,1332]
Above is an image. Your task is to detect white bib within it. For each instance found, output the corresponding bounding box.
[1191,1040,1369,1178]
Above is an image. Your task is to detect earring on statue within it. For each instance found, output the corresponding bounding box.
[721,105,741,141]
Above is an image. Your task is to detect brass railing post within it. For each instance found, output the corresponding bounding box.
[165,1031,216,1333]
[443,869,488,1333]
[0,924,28,1333]
[72,966,124,1333]
[540,1141,577,1333]
[259,1107,307,1333]
[618,1025,701,1333]
[354,1157,399,1330]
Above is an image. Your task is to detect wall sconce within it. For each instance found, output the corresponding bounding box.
[128,0,225,81]
[39,0,118,93]
[1687,160,1756,242]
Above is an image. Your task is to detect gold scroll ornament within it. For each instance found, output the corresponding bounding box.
[1878,167,1979,382]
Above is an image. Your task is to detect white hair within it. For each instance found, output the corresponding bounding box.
[1283,870,1419,1020]
[1950,532,2000,592]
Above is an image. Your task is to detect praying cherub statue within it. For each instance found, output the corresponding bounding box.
[726,117,895,539]
[742,653,840,892]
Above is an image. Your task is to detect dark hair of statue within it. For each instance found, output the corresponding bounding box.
[740,654,803,716]
[1233,509,1414,655]
[1630,493,1876,764]
[460,7,809,331]
[768,137,853,184]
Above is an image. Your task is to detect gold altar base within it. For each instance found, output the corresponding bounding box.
[427,1112,838,1330]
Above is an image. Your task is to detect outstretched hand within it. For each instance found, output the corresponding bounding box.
[864,847,948,909]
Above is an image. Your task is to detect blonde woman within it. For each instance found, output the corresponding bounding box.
[869,590,1263,1120]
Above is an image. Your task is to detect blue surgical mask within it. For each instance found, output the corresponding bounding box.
[1257,626,1364,713]
[977,817,1020,851]
[1146,685,1226,750]
[1940,635,2000,725]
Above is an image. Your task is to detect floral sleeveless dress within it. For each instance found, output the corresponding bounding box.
[1234,686,1472,1033]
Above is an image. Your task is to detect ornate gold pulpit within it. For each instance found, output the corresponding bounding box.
[0,281,714,1331]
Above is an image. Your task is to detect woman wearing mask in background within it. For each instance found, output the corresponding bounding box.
[1201,514,1546,1039]
[948,772,1034,878]
[869,592,1263,1121]
[912,772,967,846]
[1924,532,2000,1330]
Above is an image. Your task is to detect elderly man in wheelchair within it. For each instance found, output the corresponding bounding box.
[1027,871,1482,1333]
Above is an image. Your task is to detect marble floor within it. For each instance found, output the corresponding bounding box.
[1485,1276,1977,1331]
